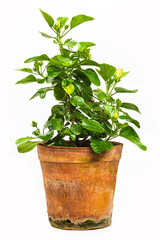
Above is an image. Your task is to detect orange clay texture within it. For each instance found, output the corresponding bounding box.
[37,143,123,230]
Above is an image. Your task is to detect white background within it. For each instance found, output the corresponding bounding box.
[0,0,160,239]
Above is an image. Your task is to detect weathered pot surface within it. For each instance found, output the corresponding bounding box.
[37,142,123,230]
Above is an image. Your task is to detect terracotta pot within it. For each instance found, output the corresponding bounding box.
[37,142,123,230]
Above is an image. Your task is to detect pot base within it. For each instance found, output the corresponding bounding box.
[48,215,112,230]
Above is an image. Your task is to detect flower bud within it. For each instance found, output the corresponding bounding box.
[55,20,60,29]
[65,24,69,30]
[113,112,118,119]
[116,68,123,78]
[86,52,91,60]
[32,121,37,127]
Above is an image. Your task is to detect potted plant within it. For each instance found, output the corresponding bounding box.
[15,9,147,230]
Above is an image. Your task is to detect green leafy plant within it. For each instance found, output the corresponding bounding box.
[15,9,147,154]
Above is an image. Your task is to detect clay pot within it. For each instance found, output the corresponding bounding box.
[37,142,123,230]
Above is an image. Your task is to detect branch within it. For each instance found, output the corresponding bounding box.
[67,94,74,124]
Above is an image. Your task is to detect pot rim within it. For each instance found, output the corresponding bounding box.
[37,141,123,151]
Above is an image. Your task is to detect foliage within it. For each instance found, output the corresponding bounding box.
[15,10,147,153]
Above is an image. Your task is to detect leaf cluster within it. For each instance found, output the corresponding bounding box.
[16,10,147,153]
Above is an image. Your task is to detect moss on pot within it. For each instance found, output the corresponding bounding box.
[49,216,112,230]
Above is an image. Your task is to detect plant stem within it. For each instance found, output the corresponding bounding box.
[109,82,117,96]
[105,81,109,98]
[67,94,74,124]
[111,121,113,137]
[61,29,71,38]
[51,27,57,34]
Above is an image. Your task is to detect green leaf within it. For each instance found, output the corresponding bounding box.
[17,141,38,153]
[116,99,122,109]
[74,69,91,86]
[107,96,115,104]
[82,119,105,133]
[37,78,45,84]
[119,126,147,151]
[33,130,54,141]
[121,102,141,113]
[50,56,62,66]
[93,89,107,101]
[46,76,53,83]
[51,118,64,131]
[54,86,66,100]
[115,87,138,93]
[32,121,37,127]
[16,68,33,73]
[91,138,113,154]
[70,95,84,106]
[51,104,64,115]
[104,105,119,119]
[101,121,112,134]
[15,136,35,145]
[70,124,82,135]
[40,9,54,28]
[119,113,140,128]
[62,79,70,87]
[24,54,50,63]
[64,40,78,47]
[73,81,83,92]
[74,110,87,121]
[30,92,39,100]
[16,75,36,84]
[57,55,75,66]
[47,65,62,77]
[122,71,130,78]
[81,86,92,101]
[30,87,53,100]
[39,32,53,38]
[70,14,94,29]
[34,61,39,72]
[61,48,71,57]
[62,127,76,141]
[78,42,95,52]
[64,38,72,44]
[120,125,139,139]
[62,127,72,135]
[57,17,68,27]
[86,102,101,112]
[37,87,52,99]
[80,60,100,67]
[98,63,117,80]
[84,68,100,86]
[63,83,74,94]
[70,134,76,141]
